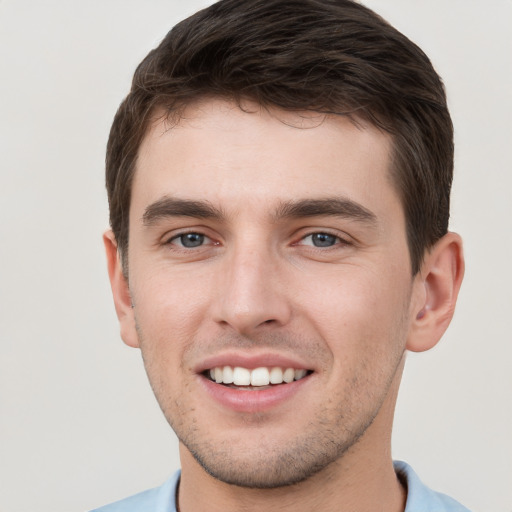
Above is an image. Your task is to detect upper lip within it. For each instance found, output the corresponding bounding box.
[194,351,314,374]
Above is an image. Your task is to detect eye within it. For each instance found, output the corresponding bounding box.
[169,232,210,248]
[301,232,342,248]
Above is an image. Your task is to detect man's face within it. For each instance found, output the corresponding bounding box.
[122,99,422,487]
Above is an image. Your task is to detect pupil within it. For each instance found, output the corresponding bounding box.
[181,233,204,247]
[312,233,336,247]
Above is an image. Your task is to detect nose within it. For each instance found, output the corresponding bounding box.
[212,243,292,335]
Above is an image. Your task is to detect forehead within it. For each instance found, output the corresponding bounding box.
[133,99,399,222]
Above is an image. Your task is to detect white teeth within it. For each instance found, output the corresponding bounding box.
[207,365,309,386]
[269,367,283,384]
[283,368,295,383]
[233,367,251,386]
[251,367,270,386]
[222,365,234,384]
[294,369,307,380]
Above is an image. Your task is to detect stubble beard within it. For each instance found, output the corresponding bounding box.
[148,363,398,490]
[178,409,377,489]
[136,322,406,490]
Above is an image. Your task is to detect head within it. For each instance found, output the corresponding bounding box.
[104,0,464,492]
[106,0,454,276]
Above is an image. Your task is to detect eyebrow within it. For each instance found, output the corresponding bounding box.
[142,196,377,226]
[274,198,377,224]
[142,197,225,226]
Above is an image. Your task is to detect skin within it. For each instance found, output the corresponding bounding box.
[105,99,464,512]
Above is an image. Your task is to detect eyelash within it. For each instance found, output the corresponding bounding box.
[166,231,216,249]
[297,232,349,249]
[165,230,350,250]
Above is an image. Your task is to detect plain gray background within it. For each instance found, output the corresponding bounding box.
[1,1,511,511]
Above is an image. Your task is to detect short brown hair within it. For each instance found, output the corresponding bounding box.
[106,0,453,275]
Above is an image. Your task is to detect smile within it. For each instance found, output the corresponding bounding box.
[206,366,311,387]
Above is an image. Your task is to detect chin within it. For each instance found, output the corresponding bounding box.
[179,424,368,489]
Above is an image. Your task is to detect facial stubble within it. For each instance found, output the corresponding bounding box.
[135,319,407,490]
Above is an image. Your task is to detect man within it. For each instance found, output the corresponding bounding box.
[95,0,468,510]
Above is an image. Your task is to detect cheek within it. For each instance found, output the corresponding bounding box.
[133,263,213,322]
[299,269,410,412]
[130,267,215,375]
[297,266,411,352]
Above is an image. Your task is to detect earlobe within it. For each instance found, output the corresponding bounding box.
[406,232,465,353]
[103,230,140,348]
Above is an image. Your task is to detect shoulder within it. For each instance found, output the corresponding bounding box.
[89,471,180,512]
[394,461,471,512]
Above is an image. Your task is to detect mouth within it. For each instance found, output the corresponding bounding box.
[203,365,313,390]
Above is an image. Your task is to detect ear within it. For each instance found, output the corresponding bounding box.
[103,230,140,348]
[406,232,465,353]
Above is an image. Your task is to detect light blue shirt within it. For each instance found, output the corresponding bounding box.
[90,461,470,511]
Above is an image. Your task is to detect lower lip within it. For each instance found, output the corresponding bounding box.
[200,375,311,413]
